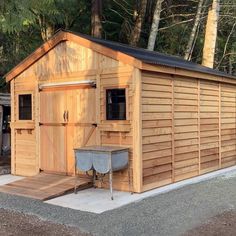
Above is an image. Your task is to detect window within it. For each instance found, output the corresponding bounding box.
[19,94,32,120]
[106,89,126,120]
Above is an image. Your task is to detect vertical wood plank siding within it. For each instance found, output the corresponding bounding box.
[142,72,236,191]
[98,68,134,192]
[12,76,37,176]
[12,40,138,192]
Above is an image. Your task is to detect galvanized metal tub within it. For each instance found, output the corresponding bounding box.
[75,150,93,172]
[74,146,129,173]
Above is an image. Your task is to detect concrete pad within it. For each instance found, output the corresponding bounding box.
[46,165,236,214]
[0,175,24,186]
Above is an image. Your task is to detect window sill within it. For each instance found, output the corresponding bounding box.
[98,122,131,132]
[10,121,35,130]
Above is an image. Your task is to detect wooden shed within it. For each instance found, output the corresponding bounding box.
[5,30,236,193]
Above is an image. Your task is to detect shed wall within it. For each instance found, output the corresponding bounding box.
[141,71,236,191]
[10,76,38,176]
[96,67,135,191]
[11,41,139,192]
[16,41,127,81]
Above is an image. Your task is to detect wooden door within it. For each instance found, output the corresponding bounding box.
[66,88,97,174]
[66,89,96,124]
[39,88,96,175]
[40,90,67,173]
[40,126,66,173]
[40,90,67,123]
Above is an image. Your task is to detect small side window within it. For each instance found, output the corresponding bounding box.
[19,94,32,120]
[106,88,126,120]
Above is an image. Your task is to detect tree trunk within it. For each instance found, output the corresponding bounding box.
[38,15,55,42]
[229,56,233,75]
[91,0,102,38]
[129,0,147,47]
[147,0,163,51]
[184,0,204,60]
[41,24,54,42]
[202,0,220,68]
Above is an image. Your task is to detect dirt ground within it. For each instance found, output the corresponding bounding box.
[0,208,86,236]
[184,210,236,236]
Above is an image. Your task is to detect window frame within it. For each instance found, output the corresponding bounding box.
[104,86,129,122]
[17,92,34,121]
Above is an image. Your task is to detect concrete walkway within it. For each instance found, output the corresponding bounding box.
[0,170,236,235]
[46,166,236,213]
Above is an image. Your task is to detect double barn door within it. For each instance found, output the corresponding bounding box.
[39,88,96,175]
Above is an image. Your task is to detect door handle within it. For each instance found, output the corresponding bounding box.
[63,111,66,122]
[66,110,69,122]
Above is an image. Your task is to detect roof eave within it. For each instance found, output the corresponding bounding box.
[142,62,236,85]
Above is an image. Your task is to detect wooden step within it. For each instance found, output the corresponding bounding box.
[0,173,92,200]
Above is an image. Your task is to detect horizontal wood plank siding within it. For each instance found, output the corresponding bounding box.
[173,78,199,182]
[200,81,219,174]
[142,73,172,187]
[142,71,236,191]
[221,84,236,168]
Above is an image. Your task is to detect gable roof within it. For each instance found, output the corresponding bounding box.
[5,29,236,82]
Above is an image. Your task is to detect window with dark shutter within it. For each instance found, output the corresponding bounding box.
[106,89,126,120]
[19,94,32,120]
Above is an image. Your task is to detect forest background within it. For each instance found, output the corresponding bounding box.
[0,0,235,91]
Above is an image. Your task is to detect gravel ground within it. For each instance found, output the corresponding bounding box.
[184,210,236,236]
[0,171,236,236]
[0,208,86,236]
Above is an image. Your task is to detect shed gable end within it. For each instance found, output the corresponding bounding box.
[16,41,127,82]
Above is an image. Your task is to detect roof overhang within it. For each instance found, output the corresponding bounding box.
[141,63,236,85]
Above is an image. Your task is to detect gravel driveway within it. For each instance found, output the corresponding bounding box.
[0,171,236,236]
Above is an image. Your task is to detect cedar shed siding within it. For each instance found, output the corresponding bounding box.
[7,30,236,193]
[141,71,236,191]
[10,38,139,192]
[11,73,37,176]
